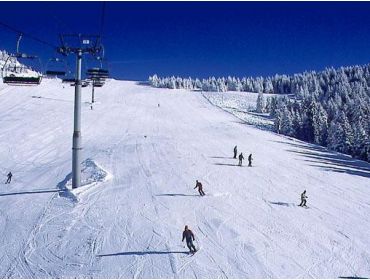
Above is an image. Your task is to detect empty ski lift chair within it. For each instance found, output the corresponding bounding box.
[93,78,105,87]
[86,67,109,87]
[1,34,42,85]
[45,57,67,77]
[86,51,109,88]
[62,78,75,84]
[61,69,76,84]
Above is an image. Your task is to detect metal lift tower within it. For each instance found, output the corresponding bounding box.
[58,34,103,189]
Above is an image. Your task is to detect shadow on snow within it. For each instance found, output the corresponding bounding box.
[213,163,240,167]
[56,172,78,202]
[97,250,189,257]
[209,156,235,159]
[0,189,61,197]
[31,95,72,103]
[156,193,199,197]
[338,277,369,279]
[268,201,295,207]
[273,140,370,179]
[0,173,78,200]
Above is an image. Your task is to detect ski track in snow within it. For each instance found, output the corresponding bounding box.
[0,79,369,278]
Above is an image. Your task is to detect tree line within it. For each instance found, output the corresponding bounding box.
[149,64,370,162]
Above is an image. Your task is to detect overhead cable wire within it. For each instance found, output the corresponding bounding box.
[0,20,58,49]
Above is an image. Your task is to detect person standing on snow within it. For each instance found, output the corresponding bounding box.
[182,225,197,253]
[248,153,253,167]
[5,172,12,184]
[238,153,244,166]
[233,146,238,159]
[299,190,308,207]
[194,180,205,196]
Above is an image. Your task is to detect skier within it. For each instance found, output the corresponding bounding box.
[194,180,205,196]
[299,190,308,207]
[238,153,244,166]
[233,145,237,159]
[182,225,197,253]
[5,172,12,184]
[248,153,253,167]
[158,103,160,107]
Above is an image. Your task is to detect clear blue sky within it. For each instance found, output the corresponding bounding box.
[1,1,370,80]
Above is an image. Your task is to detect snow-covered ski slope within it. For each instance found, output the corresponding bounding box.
[0,79,369,278]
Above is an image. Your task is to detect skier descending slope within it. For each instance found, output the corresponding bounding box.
[233,145,238,159]
[299,190,308,207]
[248,153,253,167]
[194,180,206,196]
[5,172,12,184]
[238,153,244,166]
[182,225,197,254]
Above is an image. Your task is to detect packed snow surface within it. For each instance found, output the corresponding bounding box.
[201,90,276,131]
[0,79,369,278]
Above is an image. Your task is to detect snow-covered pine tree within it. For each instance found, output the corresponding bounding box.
[280,106,294,137]
[149,62,370,161]
[256,92,265,113]
[312,103,328,146]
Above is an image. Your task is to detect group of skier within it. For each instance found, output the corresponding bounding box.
[192,146,253,199]
[234,146,253,167]
[235,146,308,207]
[183,190,309,254]
[3,147,308,257]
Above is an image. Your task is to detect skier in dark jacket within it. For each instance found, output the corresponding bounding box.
[233,146,238,159]
[238,153,244,166]
[248,154,253,167]
[5,172,12,184]
[194,180,205,196]
[182,225,197,253]
[299,190,308,207]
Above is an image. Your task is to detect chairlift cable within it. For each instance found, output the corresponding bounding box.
[0,21,57,49]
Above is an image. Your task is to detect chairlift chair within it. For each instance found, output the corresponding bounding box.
[86,52,109,88]
[86,67,109,78]
[1,34,42,85]
[93,78,105,87]
[62,69,75,83]
[62,78,75,83]
[45,57,67,77]
[87,45,109,78]
[86,68,108,88]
